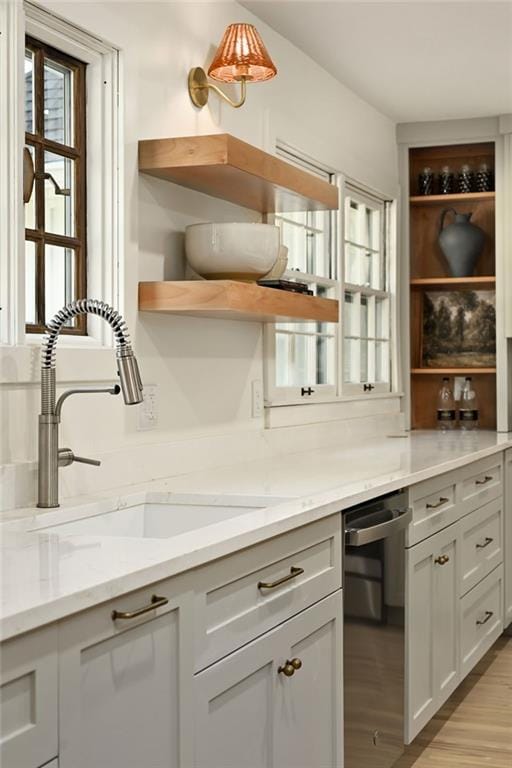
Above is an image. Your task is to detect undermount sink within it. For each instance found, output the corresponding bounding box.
[36,495,285,539]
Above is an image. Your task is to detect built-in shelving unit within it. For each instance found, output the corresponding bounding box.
[138,133,339,213]
[138,281,339,323]
[409,141,496,429]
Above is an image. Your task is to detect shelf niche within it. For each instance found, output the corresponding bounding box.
[138,133,339,214]
[138,281,339,323]
[409,141,497,430]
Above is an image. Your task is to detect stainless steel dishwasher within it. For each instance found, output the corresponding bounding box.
[343,491,412,768]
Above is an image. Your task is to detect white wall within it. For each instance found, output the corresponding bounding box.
[0,0,399,509]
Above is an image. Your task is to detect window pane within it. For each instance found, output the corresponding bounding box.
[44,151,74,236]
[44,58,73,145]
[376,298,389,339]
[25,50,34,133]
[376,341,390,383]
[343,338,359,383]
[276,330,335,387]
[360,338,368,382]
[343,291,358,336]
[360,296,369,338]
[45,245,76,324]
[25,145,36,230]
[278,210,333,279]
[25,241,37,325]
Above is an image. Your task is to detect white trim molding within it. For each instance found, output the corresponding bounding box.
[0,1,121,384]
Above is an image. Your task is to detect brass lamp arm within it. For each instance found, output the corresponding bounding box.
[207,77,247,109]
[188,67,247,109]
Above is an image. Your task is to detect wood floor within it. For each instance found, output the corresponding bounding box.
[394,634,512,768]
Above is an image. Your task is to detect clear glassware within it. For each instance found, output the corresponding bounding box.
[437,377,456,430]
[459,377,479,430]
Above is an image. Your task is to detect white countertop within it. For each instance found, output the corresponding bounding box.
[1,430,511,642]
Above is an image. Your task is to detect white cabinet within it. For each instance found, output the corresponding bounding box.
[0,625,58,768]
[460,565,503,678]
[406,522,459,743]
[58,583,193,768]
[194,591,343,768]
[505,448,512,627]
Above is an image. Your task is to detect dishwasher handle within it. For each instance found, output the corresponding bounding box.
[345,507,412,547]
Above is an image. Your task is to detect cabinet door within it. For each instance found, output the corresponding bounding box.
[505,449,512,627]
[194,592,343,768]
[59,583,193,768]
[0,625,58,768]
[406,522,459,743]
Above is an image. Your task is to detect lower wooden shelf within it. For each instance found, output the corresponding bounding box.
[138,280,339,323]
[411,368,496,375]
[410,276,496,289]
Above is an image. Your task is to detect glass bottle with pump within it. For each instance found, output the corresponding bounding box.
[459,377,479,430]
[437,377,456,430]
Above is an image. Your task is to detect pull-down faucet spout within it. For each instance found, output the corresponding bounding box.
[38,299,143,508]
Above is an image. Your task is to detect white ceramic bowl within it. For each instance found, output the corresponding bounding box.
[185,223,280,281]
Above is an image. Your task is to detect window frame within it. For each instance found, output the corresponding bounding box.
[340,181,392,396]
[264,147,397,408]
[24,34,87,335]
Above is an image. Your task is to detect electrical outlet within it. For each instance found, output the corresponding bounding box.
[252,379,264,418]
[137,384,158,430]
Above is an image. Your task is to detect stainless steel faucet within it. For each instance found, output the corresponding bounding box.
[38,299,143,508]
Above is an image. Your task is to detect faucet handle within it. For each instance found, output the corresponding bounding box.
[58,448,101,468]
[74,455,101,467]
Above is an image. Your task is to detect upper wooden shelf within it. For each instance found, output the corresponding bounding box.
[138,134,339,214]
[410,191,495,205]
[410,276,496,289]
[139,280,339,323]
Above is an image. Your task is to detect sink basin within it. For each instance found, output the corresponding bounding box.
[37,495,284,539]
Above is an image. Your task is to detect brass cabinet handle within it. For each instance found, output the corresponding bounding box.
[476,610,494,626]
[426,497,449,509]
[475,475,493,486]
[434,554,450,565]
[278,658,303,677]
[258,566,304,591]
[111,594,168,621]
[476,537,494,549]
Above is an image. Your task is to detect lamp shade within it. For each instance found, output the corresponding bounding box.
[208,24,277,83]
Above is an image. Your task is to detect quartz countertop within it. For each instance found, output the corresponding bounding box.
[2,430,511,641]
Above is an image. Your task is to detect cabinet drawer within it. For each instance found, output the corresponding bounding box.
[460,565,503,679]
[1,625,58,768]
[407,476,457,546]
[459,455,502,513]
[192,514,342,670]
[460,499,503,596]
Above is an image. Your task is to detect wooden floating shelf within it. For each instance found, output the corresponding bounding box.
[411,368,496,375]
[138,134,339,214]
[138,281,339,323]
[410,276,496,289]
[410,191,495,205]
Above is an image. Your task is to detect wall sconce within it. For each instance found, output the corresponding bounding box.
[188,23,277,109]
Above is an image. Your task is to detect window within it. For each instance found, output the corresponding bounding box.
[24,36,87,334]
[265,148,338,404]
[265,148,394,406]
[342,187,391,393]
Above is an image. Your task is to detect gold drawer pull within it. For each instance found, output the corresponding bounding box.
[111,594,168,621]
[476,610,494,626]
[426,497,449,509]
[476,475,493,486]
[258,566,304,591]
[476,537,494,549]
[278,658,303,677]
[434,554,450,565]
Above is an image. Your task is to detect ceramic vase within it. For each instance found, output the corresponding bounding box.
[438,208,485,277]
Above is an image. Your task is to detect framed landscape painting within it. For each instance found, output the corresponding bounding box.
[422,290,496,368]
